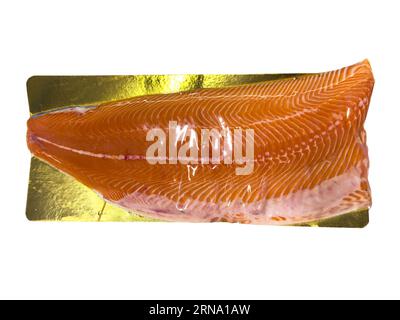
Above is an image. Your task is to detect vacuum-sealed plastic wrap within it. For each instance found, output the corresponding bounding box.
[26,60,374,227]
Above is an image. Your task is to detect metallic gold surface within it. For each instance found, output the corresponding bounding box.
[26,74,368,226]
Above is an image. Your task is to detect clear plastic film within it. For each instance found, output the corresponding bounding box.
[26,60,374,227]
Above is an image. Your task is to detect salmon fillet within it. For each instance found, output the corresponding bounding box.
[27,60,374,225]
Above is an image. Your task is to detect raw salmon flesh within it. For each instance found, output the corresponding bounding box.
[27,60,374,225]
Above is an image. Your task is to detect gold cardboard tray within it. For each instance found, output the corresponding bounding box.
[26,75,369,227]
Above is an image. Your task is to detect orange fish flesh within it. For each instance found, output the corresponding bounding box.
[27,60,374,225]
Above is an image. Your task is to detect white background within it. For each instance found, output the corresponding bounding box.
[0,0,399,299]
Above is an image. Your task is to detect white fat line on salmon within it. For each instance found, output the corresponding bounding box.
[146,121,255,175]
[32,136,135,160]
